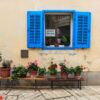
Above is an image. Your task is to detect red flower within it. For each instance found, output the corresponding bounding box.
[0,96,3,100]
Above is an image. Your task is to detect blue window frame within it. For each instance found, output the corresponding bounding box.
[27,10,91,50]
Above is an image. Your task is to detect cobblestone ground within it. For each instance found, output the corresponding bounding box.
[0,86,100,100]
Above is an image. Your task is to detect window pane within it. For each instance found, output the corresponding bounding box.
[45,13,71,47]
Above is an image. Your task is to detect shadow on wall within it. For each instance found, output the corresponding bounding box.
[0,53,2,62]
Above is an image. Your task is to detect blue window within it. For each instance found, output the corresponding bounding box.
[27,10,91,50]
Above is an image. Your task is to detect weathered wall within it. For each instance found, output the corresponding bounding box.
[0,0,100,72]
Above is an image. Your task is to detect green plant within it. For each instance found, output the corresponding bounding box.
[11,65,28,79]
[48,63,58,75]
[59,63,69,73]
[68,67,75,74]
[74,66,83,74]
[27,62,39,72]
[48,68,57,75]
[2,60,12,68]
[61,35,67,45]
[38,68,46,76]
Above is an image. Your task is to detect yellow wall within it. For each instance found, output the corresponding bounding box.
[0,0,100,71]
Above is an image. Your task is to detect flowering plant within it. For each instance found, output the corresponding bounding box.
[48,62,58,75]
[59,63,69,74]
[27,60,39,72]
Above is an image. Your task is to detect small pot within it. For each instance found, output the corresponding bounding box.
[0,67,11,78]
[29,70,37,76]
[50,74,56,78]
[61,72,68,79]
[68,73,74,78]
[75,73,81,79]
[19,74,27,78]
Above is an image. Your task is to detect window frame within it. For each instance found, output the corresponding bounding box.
[42,10,75,50]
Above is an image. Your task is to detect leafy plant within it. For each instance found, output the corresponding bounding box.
[11,65,28,79]
[68,67,75,74]
[48,62,58,75]
[27,61,39,72]
[38,68,46,76]
[74,66,84,74]
[61,35,68,45]
[59,63,69,74]
[2,60,12,68]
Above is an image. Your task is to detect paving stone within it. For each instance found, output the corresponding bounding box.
[7,90,23,95]
[6,95,17,100]
[40,89,71,99]
[34,95,45,100]
[1,86,100,100]
[54,98,66,100]
[0,94,7,100]
[0,89,9,95]
[18,91,41,100]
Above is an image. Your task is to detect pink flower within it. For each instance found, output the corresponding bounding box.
[28,62,32,65]
[34,59,39,66]
[25,64,29,68]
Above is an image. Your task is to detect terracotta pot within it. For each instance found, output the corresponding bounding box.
[75,73,81,79]
[29,70,37,76]
[19,74,27,78]
[61,72,68,79]
[68,73,74,78]
[0,67,11,78]
[50,74,56,78]
[37,75,45,78]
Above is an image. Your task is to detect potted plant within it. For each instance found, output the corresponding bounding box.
[37,68,46,78]
[74,65,84,79]
[11,65,28,79]
[0,60,12,78]
[48,62,58,78]
[59,63,69,79]
[61,35,68,46]
[68,67,75,78]
[27,60,39,77]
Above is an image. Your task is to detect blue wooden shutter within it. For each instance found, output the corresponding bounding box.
[27,11,43,48]
[73,12,91,48]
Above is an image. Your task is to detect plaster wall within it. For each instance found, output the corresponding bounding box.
[0,0,100,71]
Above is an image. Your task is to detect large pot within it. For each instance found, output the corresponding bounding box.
[0,67,11,78]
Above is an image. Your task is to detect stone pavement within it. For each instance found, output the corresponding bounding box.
[0,86,100,100]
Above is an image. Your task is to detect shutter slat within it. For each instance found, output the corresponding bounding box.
[73,12,91,48]
[27,11,43,48]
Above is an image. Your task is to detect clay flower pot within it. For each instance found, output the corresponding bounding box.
[0,67,11,78]
[30,70,37,76]
[50,74,56,78]
[61,72,68,79]
[75,73,81,79]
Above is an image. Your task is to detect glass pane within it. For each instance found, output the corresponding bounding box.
[45,13,71,47]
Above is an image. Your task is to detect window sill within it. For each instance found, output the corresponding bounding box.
[43,46,74,50]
